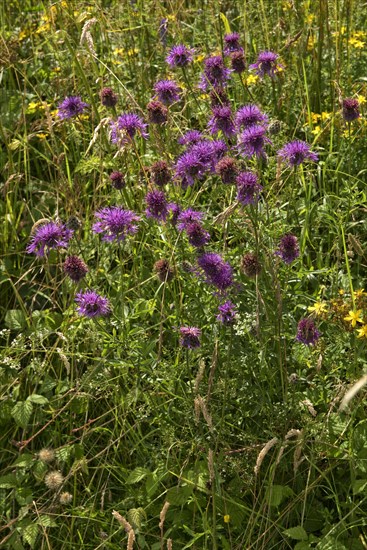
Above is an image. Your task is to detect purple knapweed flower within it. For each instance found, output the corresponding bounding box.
[342,98,360,122]
[230,51,246,74]
[276,234,300,264]
[239,125,271,158]
[235,104,269,131]
[150,160,171,187]
[27,221,73,257]
[154,80,181,105]
[57,96,88,120]
[110,171,125,189]
[75,290,111,318]
[236,171,263,205]
[223,32,243,55]
[197,252,233,291]
[210,87,230,107]
[179,326,201,349]
[296,318,320,346]
[147,100,168,124]
[217,300,237,325]
[215,156,238,184]
[249,51,283,78]
[166,44,194,67]
[185,222,210,247]
[110,113,148,146]
[195,139,228,169]
[93,206,140,242]
[168,202,181,226]
[63,255,88,282]
[178,130,204,146]
[177,208,204,230]
[278,140,318,167]
[100,88,118,108]
[208,105,236,137]
[175,149,207,188]
[145,189,168,221]
[199,55,232,90]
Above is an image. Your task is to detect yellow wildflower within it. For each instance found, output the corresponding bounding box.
[344,310,363,327]
[311,125,321,135]
[349,37,365,49]
[246,74,259,86]
[321,111,332,121]
[357,94,366,105]
[305,14,315,25]
[308,301,327,315]
[311,112,321,124]
[223,515,230,523]
[354,289,367,299]
[338,289,345,295]
[36,133,48,140]
[357,325,367,339]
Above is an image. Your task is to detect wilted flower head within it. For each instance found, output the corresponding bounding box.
[223,32,243,55]
[249,51,283,78]
[217,300,237,325]
[177,208,204,230]
[59,492,73,505]
[239,125,271,158]
[63,255,88,282]
[178,130,204,146]
[110,113,148,146]
[296,318,320,345]
[109,171,125,189]
[197,252,233,291]
[185,222,210,247]
[45,471,64,490]
[150,160,171,187]
[278,140,318,167]
[100,87,118,108]
[153,259,174,282]
[154,80,181,105]
[166,44,194,67]
[147,100,168,124]
[168,202,181,226]
[241,253,262,277]
[93,206,140,242]
[235,104,268,131]
[208,105,236,137]
[159,18,168,47]
[276,234,299,264]
[75,290,111,318]
[230,51,246,73]
[179,326,201,348]
[236,171,263,205]
[145,189,168,221]
[38,448,55,463]
[27,221,73,257]
[199,55,232,90]
[215,156,238,184]
[57,96,88,119]
[342,98,360,122]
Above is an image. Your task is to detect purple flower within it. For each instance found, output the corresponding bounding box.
[147,100,168,124]
[215,156,238,184]
[249,51,283,78]
[276,234,299,264]
[75,290,111,318]
[150,160,171,187]
[208,105,236,137]
[278,140,318,167]
[185,222,210,247]
[342,98,360,122]
[235,104,268,131]
[93,206,140,242]
[239,125,271,158]
[223,32,243,55]
[210,88,230,107]
[57,96,88,119]
[236,171,263,205]
[178,130,204,146]
[110,171,125,189]
[179,326,201,348]
[175,149,207,188]
[217,301,237,325]
[27,221,73,257]
[177,209,204,230]
[63,255,88,282]
[197,252,233,291]
[296,318,320,346]
[193,139,227,168]
[154,80,181,105]
[199,55,232,90]
[230,51,246,74]
[166,44,194,67]
[110,113,148,146]
[100,88,118,108]
[145,189,168,221]
[168,202,181,226]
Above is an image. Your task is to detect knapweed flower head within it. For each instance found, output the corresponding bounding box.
[236,171,263,205]
[63,255,88,282]
[154,80,181,105]
[249,51,283,78]
[93,206,140,242]
[147,100,168,124]
[342,98,360,122]
[177,208,204,230]
[27,221,73,257]
[230,51,246,74]
[208,105,236,137]
[296,318,320,346]
[145,189,168,221]
[235,104,269,131]
[154,259,174,282]
[179,326,201,349]
[197,252,233,291]
[57,96,88,119]
[75,290,111,318]
[276,234,300,264]
[185,222,210,247]
[223,32,243,55]
[217,300,238,325]
[100,87,118,108]
[175,149,207,188]
[150,160,171,187]
[166,44,194,67]
[110,113,148,146]
[109,171,125,189]
[241,253,262,277]
[278,140,318,167]
[215,156,238,184]
[239,125,271,158]
[178,130,204,146]
[199,55,232,90]
[210,87,230,107]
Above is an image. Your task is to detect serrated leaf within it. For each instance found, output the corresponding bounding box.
[27,394,48,405]
[37,515,57,527]
[284,526,308,541]
[5,309,27,330]
[166,484,193,506]
[13,454,34,468]
[22,523,38,548]
[126,467,150,484]
[55,445,73,462]
[127,507,146,529]
[0,473,18,488]
[12,401,33,428]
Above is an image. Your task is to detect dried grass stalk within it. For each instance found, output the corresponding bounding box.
[254,437,279,475]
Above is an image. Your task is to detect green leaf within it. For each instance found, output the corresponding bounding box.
[294,543,313,550]
[126,467,150,484]
[22,524,38,549]
[5,309,27,330]
[182,530,210,549]
[219,13,231,34]
[37,515,57,527]
[267,484,294,508]
[27,394,48,405]
[284,526,308,541]
[316,536,348,550]
[127,507,146,529]
[166,484,193,506]
[13,454,34,468]
[0,473,18,488]
[12,401,33,428]
[352,479,367,495]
